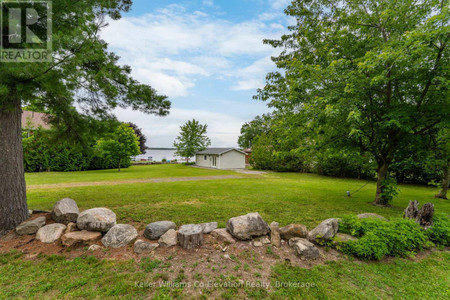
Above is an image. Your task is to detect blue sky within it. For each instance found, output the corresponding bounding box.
[101,0,292,147]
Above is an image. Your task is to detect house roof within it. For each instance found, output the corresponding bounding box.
[21,111,51,129]
[196,148,246,155]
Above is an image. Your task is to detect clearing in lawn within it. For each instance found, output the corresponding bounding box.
[0,164,448,299]
[25,164,238,186]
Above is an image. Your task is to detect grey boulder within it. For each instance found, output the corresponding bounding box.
[252,236,270,247]
[270,221,281,247]
[291,238,320,260]
[61,230,102,247]
[199,222,218,233]
[211,228,235,244]
[144,221,176,240]
[77,208,116,232]
[101,224,138,248]
[278,224,308,240]
[16,216,46,235]
[134,239,159,254]
[51,198,79,224]
[36,223,67,243]
[65,222,78,233]
[307,218,339,244]
[332,233,357,246]
[158,229,177,247]
[226,212,270,240]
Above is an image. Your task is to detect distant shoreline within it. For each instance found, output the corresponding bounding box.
[146,147,176,150]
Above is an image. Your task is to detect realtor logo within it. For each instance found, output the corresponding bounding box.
[0,0,52,62]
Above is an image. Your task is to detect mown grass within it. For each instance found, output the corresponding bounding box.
[11,165,450,298]
[0,250,448,299]
[25,164,237,186]
[27,166,450,229]
[270,251,450,299]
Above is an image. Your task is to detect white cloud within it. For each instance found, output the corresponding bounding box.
[99,3,290,146]
[270,0,291,10]
[101,4,286,97]
[231,54,279,91]
[132,68,195,98]
[202,0,214,7]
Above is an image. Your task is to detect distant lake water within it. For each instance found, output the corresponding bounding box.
[133,148,194,162]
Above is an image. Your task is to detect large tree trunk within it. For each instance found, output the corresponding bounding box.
[0,99,28,237]
[435,160,449,200]
[374,161,389,205]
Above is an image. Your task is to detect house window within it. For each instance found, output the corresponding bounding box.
[204,155,207,160]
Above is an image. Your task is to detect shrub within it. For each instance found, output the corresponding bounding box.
[339,216,428,260]
[338,215,384,237]
[23,129,90,172]
[426,213,450,247]
[344,232,389,260]
[250,135,309,172]
[379,176,399,205]
[23,126,135,172]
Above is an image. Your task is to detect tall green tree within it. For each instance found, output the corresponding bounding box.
[173,119,211,162]
[257,0,449,205]
[0,1,170,235]
[435,128,450,199]
[237,114,272,149]
[96,124,140,171]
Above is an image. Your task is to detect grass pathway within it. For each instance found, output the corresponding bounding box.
[27,175,245,189]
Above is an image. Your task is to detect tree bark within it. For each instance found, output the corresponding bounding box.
[0,99,28,237]
[374,161,389,205]
[435,160,449,200]
[118,159,121,172]
[178,224,203,250]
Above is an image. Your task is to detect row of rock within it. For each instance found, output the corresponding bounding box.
[17,198,378,260]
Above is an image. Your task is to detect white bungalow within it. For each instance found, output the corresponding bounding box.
[195,148,246,169]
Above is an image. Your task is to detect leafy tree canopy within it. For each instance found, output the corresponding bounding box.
[237,114,272,149]
[174,119,211,161]
[96,123,140,171]
[256,0,449,205]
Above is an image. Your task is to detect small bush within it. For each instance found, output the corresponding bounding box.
[339,216,428,260]
[426,213,450,247]
[379,176,399,205]
[344,232,389,260]
[338,215,385,237]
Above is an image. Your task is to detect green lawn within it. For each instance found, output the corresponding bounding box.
[25,164,237,186]
[26,165,449,229]
[4,165,449,299]
[1,251,448,299]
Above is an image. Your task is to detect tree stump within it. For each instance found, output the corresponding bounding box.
[404,200,434,230]
[404,200,419,219]
[416,203,434,230]
[178,224,204,249]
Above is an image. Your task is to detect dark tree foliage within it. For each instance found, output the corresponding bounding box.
[128,122,147,153]
[237,114,272,149]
